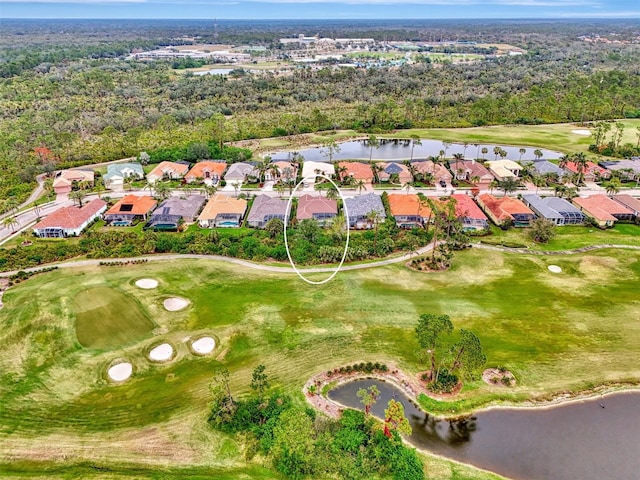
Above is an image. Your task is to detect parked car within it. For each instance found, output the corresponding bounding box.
[439,180,447,187]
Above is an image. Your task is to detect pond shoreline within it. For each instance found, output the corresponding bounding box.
[304,363,640,420]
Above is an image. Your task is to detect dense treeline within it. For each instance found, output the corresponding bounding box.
[1,20,639,210]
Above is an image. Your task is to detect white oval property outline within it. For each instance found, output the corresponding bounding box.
[284,174,350,285]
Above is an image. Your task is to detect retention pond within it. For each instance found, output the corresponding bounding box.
[329,378,640,480]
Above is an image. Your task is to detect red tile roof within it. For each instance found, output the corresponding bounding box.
[450,194,488,221]
[387,193,432,217]
[106,195,157,216]
[564,161,606,175]
[339,162,374,182]
[33,199,106,230]
[573,195,633,221]
[185,161,227,179]
[478,194,534,222]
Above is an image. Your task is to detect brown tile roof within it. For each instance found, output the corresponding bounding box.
[185,161,227,179]
[451,194,488,221]
[478,194,534,222]
[106,195,157,216]
[387,193,432,217]
[410,161,452,180]
[148,161,189,179]
[297,194,338,220]
[339,162,374,182]
[33,199,106,230]
[199,193,247,220]
[611,194,640,214]
[573,195,633,221]
[53,170,94,188]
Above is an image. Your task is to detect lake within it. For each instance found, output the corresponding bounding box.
[270,139,563,163]
[329,378,640,480]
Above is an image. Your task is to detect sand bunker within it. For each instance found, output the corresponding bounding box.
[108,362,132,382]
[548,265,562,273]
[149,343,173,361]
[192,337,216,355]
[135,278,158,289]
[571,129,591,136]
[163,297,190,311]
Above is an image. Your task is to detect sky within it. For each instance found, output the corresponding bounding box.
[1,0,639,19]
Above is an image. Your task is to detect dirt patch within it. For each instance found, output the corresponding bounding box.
[482,368,516,387]
[135,278,158,289]
[163,296,190,311]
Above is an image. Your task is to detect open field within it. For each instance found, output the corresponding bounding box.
[1,248,639,478]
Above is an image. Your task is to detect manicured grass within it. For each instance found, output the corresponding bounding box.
[1,248,639,478]
[73,286,156,349]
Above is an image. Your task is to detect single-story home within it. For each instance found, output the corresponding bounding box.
[104,194,157,226]
[32,199,106,238]
[449,160,493,188]
[264,161,298,183]
[301,161,335,182]
[411,161,452,185]
[387,193,432,228]
[147,195,206,230]
[343,192,386,229]
[611,194,640,218]
[528,160,569,179]
[601,159,640,180]
[521,194,585,226]
[338,161,374,184]
[564,160,608,181]
[573,195,634,227]
[246,194,291,228]
[53,170,95,195]
[486,160,522,181]
[477,193,535,227]
[224,162,259,185]
[450,194,489,231]
[378,162,412,184]
[198,193,247,228]
[296,194,338,225]
[146,161,189,183]
[103,163,144,190]
[185,161,227,185]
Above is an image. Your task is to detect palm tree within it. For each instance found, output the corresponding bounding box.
[442,141,451,160]
[267,162,280,182]
[367,135,380,162]
[489,179,499,194]
[498,178,519,197]
[355,179,366,195]
[573,152,588,186]
[605,177,621,195]
[452,153,464,180]
[322,140,341,163]
[370,162,384,184]
[499,148,508,160]
[3,216,18,233]
[275,182,285,198]
[493,146,501,160]
[366,210,381,251]
[204,184,217,199]
[518,148,526,162]
[153,181,172,201]
[409,135,422,162]
[462,142,469,158]
[470,175,480,187]
[533,149,543,161]
[558,154,572,170]
[68,189,86,207]
[481,147,488,160]
[402,182,413,194]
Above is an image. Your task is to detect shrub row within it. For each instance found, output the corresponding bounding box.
[98,259,149,267]
[7,266,58,286]
[326,362,389,377]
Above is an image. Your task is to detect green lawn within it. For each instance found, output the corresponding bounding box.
[73,286,156,349]
[1,248,639,478]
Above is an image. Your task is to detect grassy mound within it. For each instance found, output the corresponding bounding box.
[74,286,155,349]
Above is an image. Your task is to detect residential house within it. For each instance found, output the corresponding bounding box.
[104,195,157,226]
[33,199,106,238]
[198,193,247,228]
[611,194,640,219]
[185,161,227,185]
[601,159,640,180]
[521,194,585,226]
[103,163,144,190]
[486,160,522,181]
[573,195,634,227]
[53,170,95,195]
[343,192,386,229]
[527,160,568,180]
[224,162,259,185]
[264,161,299,183]
[301,161,335,182]
[246,194,291,228]
[146,161,189,183]
[477,193,535,227]
[411,161,452,185]
[147,195,206,230]
[378,162,412,185]
[450,194,489,231]
[564,161,608,182]
[338,161,374,184]
[387,193,432,228]
[296,194,338,225]
[449,160,493,188]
